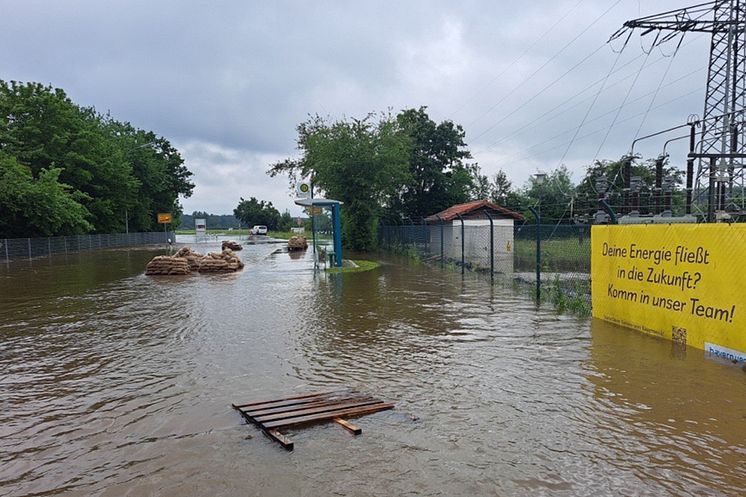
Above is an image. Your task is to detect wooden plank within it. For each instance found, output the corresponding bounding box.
[237,393,353,414]
[254,399,385,423]
[244,395,373,418]
[264,402,394,429]
[240,392,364,413]
[265,429,294,451]
[236,407,260,428]
[232,389,350,409]
[334,418,362,435]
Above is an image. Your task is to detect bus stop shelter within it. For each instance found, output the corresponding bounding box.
[294,197,343,267]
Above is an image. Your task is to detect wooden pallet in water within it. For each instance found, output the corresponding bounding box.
[232,389,394,450]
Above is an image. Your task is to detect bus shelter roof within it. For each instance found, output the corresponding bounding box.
[294,198,344,207]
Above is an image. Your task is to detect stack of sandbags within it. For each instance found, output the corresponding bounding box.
[222,240,243,251]
[174,246,204,270]
[145,255,191,275]
[197,248,244,273]
[287,236,308,251]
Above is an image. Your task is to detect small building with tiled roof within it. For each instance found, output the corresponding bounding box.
[424,199,524,223]
[424,200,523,274]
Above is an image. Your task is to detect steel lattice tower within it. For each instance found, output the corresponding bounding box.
[613,1,746,215]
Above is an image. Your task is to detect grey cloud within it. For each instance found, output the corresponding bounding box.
[0,0,711,213]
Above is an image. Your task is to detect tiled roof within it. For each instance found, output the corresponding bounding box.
[424,199,524,223]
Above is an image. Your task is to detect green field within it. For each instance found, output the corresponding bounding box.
[513,237,590,272]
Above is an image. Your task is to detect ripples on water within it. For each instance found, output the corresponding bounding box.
[1,244,745,496]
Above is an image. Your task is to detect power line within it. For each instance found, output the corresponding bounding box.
[484,51,648,148]
[480,65,705,160]
[449,0,586,120]
[470,42,608,142]
[591,38,653,162]
[477,33,705,150]
[632,33,685,141]
[494,86,704,167]
[465,0,624,130]
[557,31,631,168]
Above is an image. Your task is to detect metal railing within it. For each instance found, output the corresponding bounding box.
[0,231,174,262]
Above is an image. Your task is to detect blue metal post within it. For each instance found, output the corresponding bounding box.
[332,203,342,267]
[311,180,316,255]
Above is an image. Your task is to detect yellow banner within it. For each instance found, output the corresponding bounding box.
[592,224,746,361]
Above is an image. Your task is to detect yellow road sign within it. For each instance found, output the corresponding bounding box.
[157,213,172,224]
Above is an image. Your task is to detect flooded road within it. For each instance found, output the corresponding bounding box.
[1,242,745,496]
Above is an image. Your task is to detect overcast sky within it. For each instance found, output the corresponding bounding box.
[0,0,710,215]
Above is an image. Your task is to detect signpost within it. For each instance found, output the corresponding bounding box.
[157,213,172,244]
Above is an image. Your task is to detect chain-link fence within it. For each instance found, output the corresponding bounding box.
[379,211,592,314]
[0,231,174,263]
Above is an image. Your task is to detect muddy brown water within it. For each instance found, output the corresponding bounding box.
[1,242,745,496]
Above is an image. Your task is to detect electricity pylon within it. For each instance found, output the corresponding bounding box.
[612,1,746,216]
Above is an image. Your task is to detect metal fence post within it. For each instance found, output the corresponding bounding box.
[27,238,31,260]
[456,213,465,274]
[420,217,426,255]
[436,214,444,267]
[484,211,494,280]
[4,239,8,263]
[48,237,51,257]
[528,207,541,301]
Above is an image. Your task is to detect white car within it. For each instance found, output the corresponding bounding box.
[251,225,268,235]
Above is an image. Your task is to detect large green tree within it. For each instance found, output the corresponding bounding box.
[488,169,528,210]
[233,197,283,230]
[523,165,576,222]
[0,151,92,237]
[389,107,475,221]
[269,113,410,251]
[102,119,194,231]
[0,80,194,236]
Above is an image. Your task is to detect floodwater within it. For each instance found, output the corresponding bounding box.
[1,242,745,497]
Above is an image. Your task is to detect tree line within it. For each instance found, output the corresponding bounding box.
[233,197,295,232]
[180,212,240,230]
[0,81,194,238]
[268,106,681,251]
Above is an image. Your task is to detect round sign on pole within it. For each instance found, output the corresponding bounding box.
[297,182,311,198]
